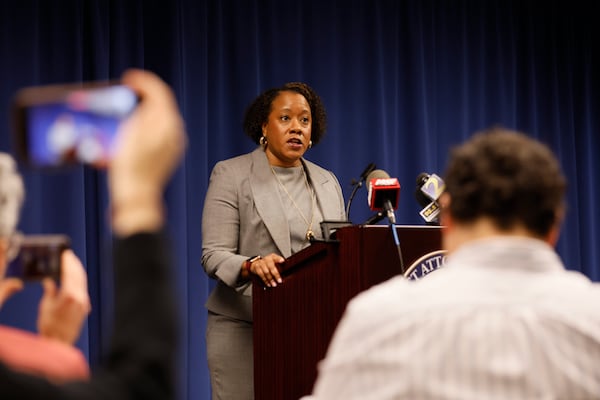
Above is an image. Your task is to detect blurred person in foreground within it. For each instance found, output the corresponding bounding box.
[309,127,600,399]
[201,82,345,399]
[0,153,91,381]
[0,68,186,399]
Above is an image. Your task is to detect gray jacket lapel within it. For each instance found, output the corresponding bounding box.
[303,159,342,221]
[249,148,292,258]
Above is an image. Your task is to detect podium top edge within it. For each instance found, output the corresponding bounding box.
[360,224,443,229]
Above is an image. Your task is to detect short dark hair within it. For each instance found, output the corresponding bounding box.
[243,82,327,145]
[443,127,567,237]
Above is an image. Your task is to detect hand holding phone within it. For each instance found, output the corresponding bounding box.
[37,248,91,344]
[12,82,138,168]
[5,235,70,281]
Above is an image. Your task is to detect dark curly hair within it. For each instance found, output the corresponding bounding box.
[243,82,327,145]
[443,127,566,237]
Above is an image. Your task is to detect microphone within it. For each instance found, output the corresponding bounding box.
[367,170,405,271]
[415,172,445,224]
[346,162,376,221]
[414,173,431,208]
[351,162,376,186]
[367,169,400,224]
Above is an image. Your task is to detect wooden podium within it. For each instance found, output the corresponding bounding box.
[253,224,442,399]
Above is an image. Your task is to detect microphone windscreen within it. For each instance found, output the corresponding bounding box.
[366,169,390,182]
[415,172,430,186]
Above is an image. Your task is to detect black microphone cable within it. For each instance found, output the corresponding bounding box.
[345,162,376,221]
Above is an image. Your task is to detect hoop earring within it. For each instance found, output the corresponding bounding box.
[308,140,313,149]
[259,136,267,146]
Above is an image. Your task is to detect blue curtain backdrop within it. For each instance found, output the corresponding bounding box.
[0,1,598,399]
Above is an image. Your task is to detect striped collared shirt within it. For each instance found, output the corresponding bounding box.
[310,237,600,399]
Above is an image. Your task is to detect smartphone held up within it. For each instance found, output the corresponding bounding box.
[5,235,70,281]
[12,81,138,168]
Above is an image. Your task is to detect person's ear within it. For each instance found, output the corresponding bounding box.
[545,208,564,247]
[438,192,459,253]
[438,192,453,228]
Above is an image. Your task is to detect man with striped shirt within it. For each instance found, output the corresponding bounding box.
[309,128,600,399]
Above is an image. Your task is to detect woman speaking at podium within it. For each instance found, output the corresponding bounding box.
[201,82,345,399]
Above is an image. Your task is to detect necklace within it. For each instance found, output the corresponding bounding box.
[270,165,316,241]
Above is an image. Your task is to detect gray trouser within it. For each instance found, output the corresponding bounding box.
[206,311,253,400]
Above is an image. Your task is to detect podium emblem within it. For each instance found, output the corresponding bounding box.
[403,250,447,280]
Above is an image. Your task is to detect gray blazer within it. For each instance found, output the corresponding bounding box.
[201,147,346,322]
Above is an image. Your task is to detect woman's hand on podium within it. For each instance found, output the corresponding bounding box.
[245,253,284,287]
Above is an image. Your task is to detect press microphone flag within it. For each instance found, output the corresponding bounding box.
[367,170,400,211]
[420,173,445,201]
[417,173,445,223]
[367,169,400,224]
[414,172,432,208]
[419,201,441,223]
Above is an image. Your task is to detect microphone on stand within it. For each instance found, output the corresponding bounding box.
[366,169,400,224]
[345,162,376,221]
[365,169,404,271]
[414,172,432,207]
[414,172,445,225]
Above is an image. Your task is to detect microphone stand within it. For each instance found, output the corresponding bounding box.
[367,200,405,272]
[389,222,405,273]
[345,162,376,221]
[345,182,362,221]
[383,201,404,272]
[363,211,385,225]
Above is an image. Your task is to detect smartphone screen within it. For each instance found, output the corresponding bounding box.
[5,235,70,281]
[12,82,137,167]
